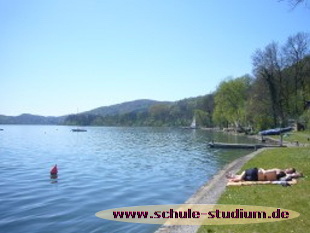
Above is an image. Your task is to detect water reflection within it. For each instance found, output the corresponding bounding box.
[50,174,58,183]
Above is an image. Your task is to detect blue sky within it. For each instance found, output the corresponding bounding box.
[1,0,309,116]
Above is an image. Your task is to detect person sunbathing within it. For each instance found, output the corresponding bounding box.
[227,167,302,182]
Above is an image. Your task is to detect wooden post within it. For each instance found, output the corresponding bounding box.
[261,135,266,143]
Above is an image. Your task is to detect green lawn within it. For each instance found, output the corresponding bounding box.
[198,148,310,233]
[271,130,310,145]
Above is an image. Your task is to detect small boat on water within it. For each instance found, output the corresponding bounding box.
[0,129,4,131]
[71,128,87,132]
[71,108,87,132]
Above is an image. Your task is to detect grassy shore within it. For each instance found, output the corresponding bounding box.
[271,130,310,145]
[198,147,310,233]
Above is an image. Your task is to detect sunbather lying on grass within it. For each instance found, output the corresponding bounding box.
[227,167,303,182]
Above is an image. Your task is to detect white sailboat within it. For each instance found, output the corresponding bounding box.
[190,116,197,129]
[182,116,198,129]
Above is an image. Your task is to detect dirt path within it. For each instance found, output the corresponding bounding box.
[155,148,266,233]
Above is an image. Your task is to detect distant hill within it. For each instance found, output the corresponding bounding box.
[0,96,215,127]
[84,99,172,116]
[0,114,65,125]
[0,99,172,125]
[63,95,214,127]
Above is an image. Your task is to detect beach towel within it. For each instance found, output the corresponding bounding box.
[227,179,297,187]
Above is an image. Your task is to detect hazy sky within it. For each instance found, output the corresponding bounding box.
[1,0,309,116]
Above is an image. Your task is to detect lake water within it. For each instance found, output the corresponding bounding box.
[0,125,258,233]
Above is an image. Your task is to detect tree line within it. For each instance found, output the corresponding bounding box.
[65,32,310,131]
[213,32,310,131]
[64,95,214,127]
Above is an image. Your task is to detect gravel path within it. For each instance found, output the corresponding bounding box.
[155,148,266,233]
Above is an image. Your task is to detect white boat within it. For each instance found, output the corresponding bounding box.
[71,128,87,132]
[190,116,197,129]
[182,116,198,129]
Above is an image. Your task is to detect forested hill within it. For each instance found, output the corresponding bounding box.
[0,97,213,127]
[0,100,165,125]
[0,114,65,125]
[84,99,171,116]
[63,96,214,127]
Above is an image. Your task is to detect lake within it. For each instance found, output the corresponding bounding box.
[0,125,258,233]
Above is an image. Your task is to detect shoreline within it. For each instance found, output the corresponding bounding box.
[155,148,266,233]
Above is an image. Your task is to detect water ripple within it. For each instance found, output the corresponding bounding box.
[0,126,257,232]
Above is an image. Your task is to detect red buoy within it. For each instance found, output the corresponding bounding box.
[50,164,58,175]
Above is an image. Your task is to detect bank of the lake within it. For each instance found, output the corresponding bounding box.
[155,148,265,233]
[270,130,310,147]
[198,147,310,233]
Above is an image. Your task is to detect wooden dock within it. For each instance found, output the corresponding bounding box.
[208,142,285,149]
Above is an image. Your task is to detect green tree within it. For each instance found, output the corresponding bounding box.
[148,104,171,126]
[213,75,252,129]
[246,77,275,130]
[195,109,212,127]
